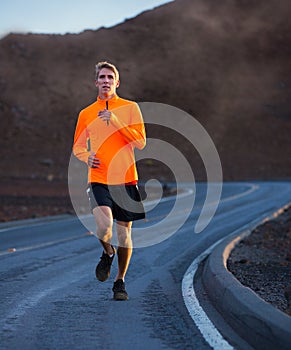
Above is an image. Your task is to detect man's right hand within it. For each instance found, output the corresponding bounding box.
[88,152,100,168]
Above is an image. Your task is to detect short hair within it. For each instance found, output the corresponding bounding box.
[95,61,119,81]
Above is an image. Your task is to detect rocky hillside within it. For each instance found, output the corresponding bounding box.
[0,0,290,186]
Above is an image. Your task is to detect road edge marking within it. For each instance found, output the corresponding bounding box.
[182,239,234,350]
[181,200,291,350]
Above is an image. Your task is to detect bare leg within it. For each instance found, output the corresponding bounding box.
[115,221,133,281]
[92,206,115,255]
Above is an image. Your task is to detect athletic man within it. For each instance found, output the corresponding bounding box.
[73,61,146,300]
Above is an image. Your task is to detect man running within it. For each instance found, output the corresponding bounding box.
[73,61,146,300]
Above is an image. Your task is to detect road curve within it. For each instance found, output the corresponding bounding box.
[0,182,290,350]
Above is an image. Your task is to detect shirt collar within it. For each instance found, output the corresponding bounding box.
[97,94,119,104]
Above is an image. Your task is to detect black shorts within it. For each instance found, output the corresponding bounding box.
[87,183,145,222]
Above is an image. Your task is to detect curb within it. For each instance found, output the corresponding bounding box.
[201,229,291,350]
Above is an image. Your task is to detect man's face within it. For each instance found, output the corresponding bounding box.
[95,68,120,98]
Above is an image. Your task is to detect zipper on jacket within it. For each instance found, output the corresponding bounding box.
[106,100,109,125]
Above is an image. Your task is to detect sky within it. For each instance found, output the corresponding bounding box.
[0,0,174,38]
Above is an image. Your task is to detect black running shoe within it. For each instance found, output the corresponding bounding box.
[112,279,128,300]
[95,246,116,282]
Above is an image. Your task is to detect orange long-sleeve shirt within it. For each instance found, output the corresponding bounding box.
[73,95,146,185]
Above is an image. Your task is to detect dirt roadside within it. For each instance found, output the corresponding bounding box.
[228,204,291,316]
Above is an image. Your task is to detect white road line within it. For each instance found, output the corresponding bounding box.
[193,183,258,210]
[182,239,234,350]
[181,199,291,350]
[0,182,253,234]
[0,233,91,256]
[219,183,258,205]
[0,216,78,233]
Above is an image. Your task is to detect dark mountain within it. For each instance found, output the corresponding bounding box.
[0,0,290,187]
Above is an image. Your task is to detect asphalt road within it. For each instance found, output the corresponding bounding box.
[0,182,290,350]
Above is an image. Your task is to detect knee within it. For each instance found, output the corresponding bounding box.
[116,223,132,247]
[93,207,113,240]
[97,223,112,239]
[118,233,131,247]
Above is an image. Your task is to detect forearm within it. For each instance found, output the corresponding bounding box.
[73,145,90,163]
[73,113,91,163]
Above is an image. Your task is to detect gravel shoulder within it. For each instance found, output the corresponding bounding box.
[227,204,291,316]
